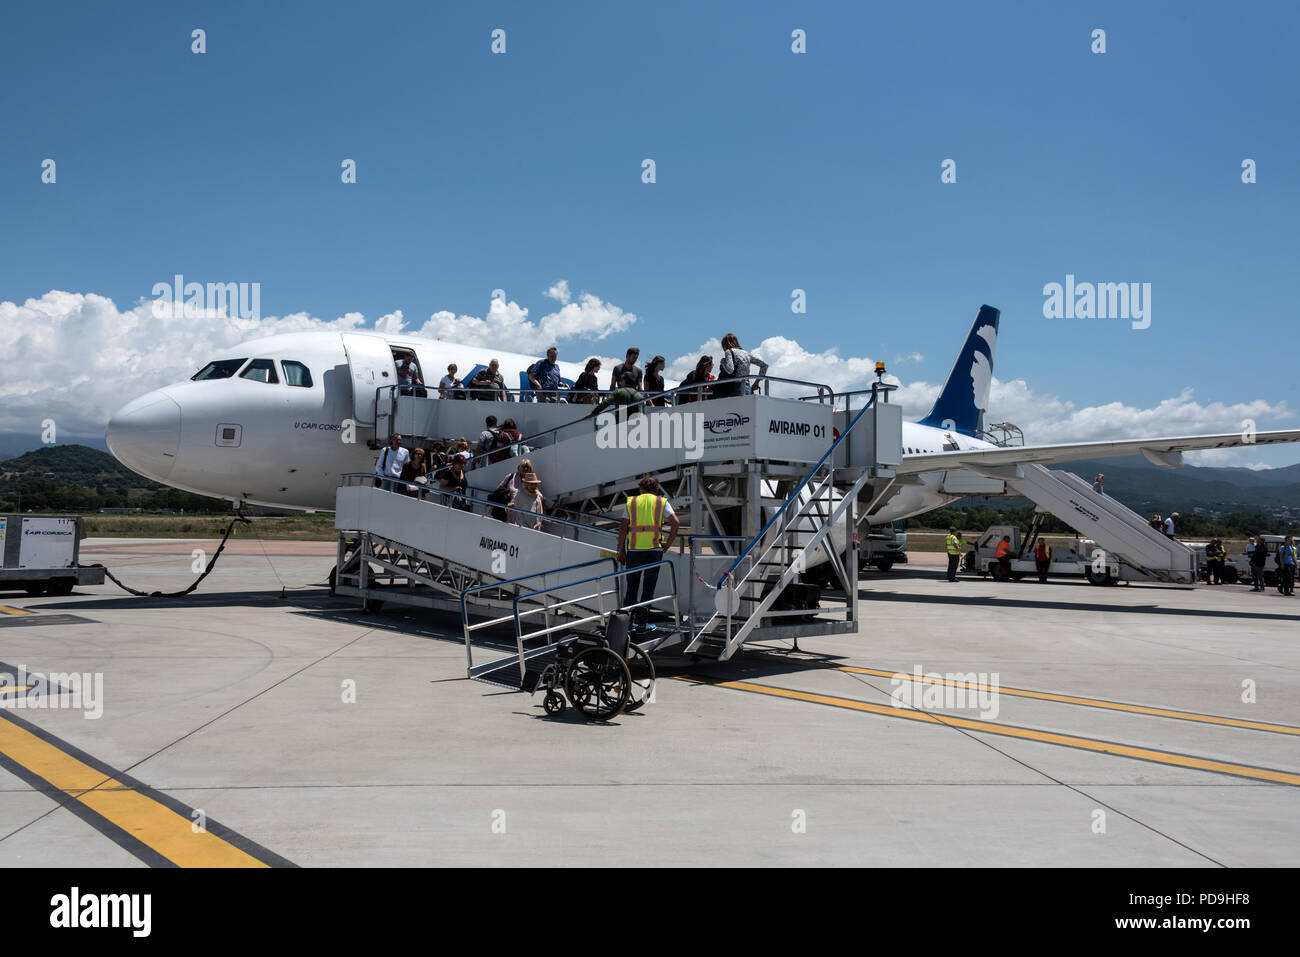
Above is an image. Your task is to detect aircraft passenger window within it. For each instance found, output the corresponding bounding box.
[239,358,280,384]
[191,358,247,381]
[282,360,313,387]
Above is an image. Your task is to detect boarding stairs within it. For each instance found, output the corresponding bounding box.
[336,380,904,670]
[680,400,899,661]
[970,462,1197,584]
[334,478,627,625]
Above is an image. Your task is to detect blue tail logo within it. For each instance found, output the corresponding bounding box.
[917,305,1000,436]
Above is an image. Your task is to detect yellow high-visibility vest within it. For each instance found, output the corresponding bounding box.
[945,535,962,555]
[626,493,666,551]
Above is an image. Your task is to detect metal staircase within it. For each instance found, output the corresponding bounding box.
[970,462,1197,584]
[683,401,895,661]
[334,378,904,670]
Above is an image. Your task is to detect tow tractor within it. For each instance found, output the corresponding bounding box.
[965,516,1121,585]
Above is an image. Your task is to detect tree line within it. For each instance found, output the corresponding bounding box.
[0,478,228,514]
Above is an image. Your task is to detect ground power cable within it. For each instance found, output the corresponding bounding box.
[81,512,251,598]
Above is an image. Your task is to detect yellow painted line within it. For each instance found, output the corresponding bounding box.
[0,606,34,616]
[675,675,1300,787]
[749,655,1300,736]
[0,686,33,696]
[0,716,268,867]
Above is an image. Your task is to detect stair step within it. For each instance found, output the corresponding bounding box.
[687,636,728,658]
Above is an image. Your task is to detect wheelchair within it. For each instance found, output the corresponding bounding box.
[525,612,656,721]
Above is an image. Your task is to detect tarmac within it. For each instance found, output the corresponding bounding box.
[1,537,1297,867]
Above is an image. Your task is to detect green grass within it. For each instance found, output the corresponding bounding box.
[78,513,337,540]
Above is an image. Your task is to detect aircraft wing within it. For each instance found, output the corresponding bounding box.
[895,429,1300,476]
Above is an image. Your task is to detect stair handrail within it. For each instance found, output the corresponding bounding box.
[716,400,875,588]
[449,376,837,474]
[340,471,621,539]
[460,556,619,672]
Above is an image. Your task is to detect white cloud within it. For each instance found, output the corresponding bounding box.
[667,336,896,397]
[1182,449,1274,469]
[2,289,1295,473]
[410,290,636,352]
[0,291,372,435]
[0,285,639,435]
[543,280,571,305]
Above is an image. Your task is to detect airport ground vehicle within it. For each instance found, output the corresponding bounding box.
[965,522,1121,584]
[0,515,105,595]
[862,524,907,571]
[1224,535,1294,587]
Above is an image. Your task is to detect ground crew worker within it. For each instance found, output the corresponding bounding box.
[1033,538,1052,583]
[1250,535,1269,592]
[617,475,680,634]
[1205,538,1225,585]
[994,535,1014,580]
[944,528,964,582]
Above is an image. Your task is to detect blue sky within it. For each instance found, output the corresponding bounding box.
[2,1,1298,463]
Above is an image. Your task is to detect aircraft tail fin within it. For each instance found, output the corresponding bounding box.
[917,305,1000,436]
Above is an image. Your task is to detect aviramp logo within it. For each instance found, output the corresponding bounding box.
[704,412,750,435]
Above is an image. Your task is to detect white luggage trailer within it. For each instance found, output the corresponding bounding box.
[0,515,105,596]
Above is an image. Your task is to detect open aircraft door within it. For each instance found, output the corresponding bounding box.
[341,333,396,428]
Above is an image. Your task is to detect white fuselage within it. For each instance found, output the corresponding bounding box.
[107,332,599,509]
[871,422,999,524]
[107,330,990,523]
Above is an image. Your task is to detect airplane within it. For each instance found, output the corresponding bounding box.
[105,307,1300,522]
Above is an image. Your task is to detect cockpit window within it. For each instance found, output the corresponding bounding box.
[282,360,313,387]
[191,358,247,381]
[239,358,280,384]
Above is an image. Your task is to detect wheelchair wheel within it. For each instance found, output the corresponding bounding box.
[543,691,565,716]
[622,642,656,713]
[565,647,630,721]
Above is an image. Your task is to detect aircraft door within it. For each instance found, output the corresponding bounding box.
[341,333,396,427]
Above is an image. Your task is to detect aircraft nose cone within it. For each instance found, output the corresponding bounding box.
[106,391,181,481]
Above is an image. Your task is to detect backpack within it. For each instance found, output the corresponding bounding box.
[490,429,515,464]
